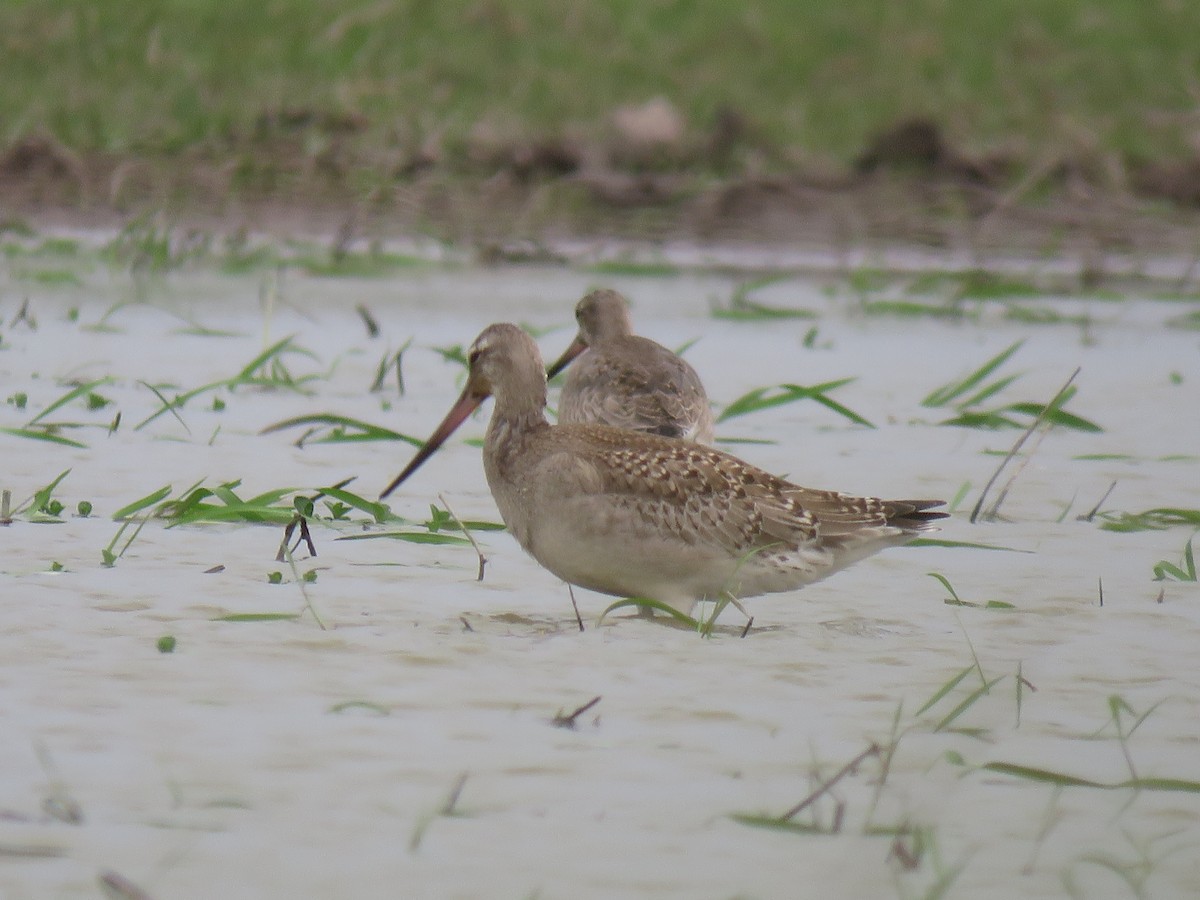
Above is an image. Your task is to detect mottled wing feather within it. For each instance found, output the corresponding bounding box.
[566,426,823,554]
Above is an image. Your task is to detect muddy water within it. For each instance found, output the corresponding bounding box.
[2,255,1199,898]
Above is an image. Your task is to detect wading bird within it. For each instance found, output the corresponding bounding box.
[547,289,714,444]
[381,323,946,616]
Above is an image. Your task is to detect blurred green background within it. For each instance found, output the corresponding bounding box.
[4,0,1197,164]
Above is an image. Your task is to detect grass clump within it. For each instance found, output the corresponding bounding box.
[921,341,1101,432]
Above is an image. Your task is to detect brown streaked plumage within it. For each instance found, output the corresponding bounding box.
[547,289,714,444]
[382,323,946,615]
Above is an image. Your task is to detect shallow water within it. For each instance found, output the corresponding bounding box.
[2,251,1199,898]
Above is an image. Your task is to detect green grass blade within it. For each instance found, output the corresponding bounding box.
[242,487,300,507]
[23,469,72,516]
[261,413,424,446]
[1154,562,1190,581]
[716,378,861,424]
[935,676,1004,731]
[956,372,1023,409]
[138,380,192,434]
[982,762,1200,792]
[916,665,976,716]
[335,531,470,544]
[210,482,245,506]
[111,485,173,520]
[922,341,1023,408]
[1098,507,1200,532]
[939,410,1026,429]
[319,486,390,523]
[1001,401,1103,432]
[908,538,1031,553]
[134,379,227,430]
[233,335,301,383]
[926,572,961,603]
[0,426,88,448]
[169,505,297,525]
[728,814,826,834]
[597,597,699,627]
[807,392,875,427]
[26,377,115,426]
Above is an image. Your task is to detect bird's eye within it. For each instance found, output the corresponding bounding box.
[468,349,481,366]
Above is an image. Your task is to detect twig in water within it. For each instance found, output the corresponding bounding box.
[970,368,1080,524]
[778,742,881,822]
[437,493,487,581]
[1021,788,1065,876]
[277,514,317,561]
[552,696,602,729]
[567,584,584,632]
[981,424,1052,521]
[281,543,326,631]
[11,297,35,329]
[740,616,754,638]
[887,825,922,871]
[441,773,468,815]
[275,477,359,561]
[460,616,474,632]
[356,303,380,338]
[1098,577,1104,607]
[409,773,470,852]
[1155,587,1164,604]
[99,870,156,900]
[1078,480,1117,523]
[35,742,83,825]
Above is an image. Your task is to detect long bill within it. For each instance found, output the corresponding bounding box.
[545,333,587,380]
[379,385,488,499]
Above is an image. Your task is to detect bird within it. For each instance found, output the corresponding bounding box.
[546,288,715,444]
[381,323,946,616]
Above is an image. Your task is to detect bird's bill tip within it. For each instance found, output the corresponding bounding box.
[379,389,485,499]
[546,334,587,380]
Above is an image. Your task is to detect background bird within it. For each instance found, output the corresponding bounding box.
[547,289,715,444]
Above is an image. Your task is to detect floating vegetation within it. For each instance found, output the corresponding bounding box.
[927,572,1017,609]
[712,275,816,320]
[1,377,115,448]
[261,413,424,447]
[1003,304,1093,327]
[909,538,1030,553]
[1098,507,1200,533]
[109,479,394,527]
[135,335,322,432]
[582,259,681,277]
[1152,535,1197,582]
[296,249,429,277]
[1165,309,1200,330]
[717,379,873,427]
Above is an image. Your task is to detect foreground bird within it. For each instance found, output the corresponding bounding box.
[547,289,715,444]
[382,323,946,615]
